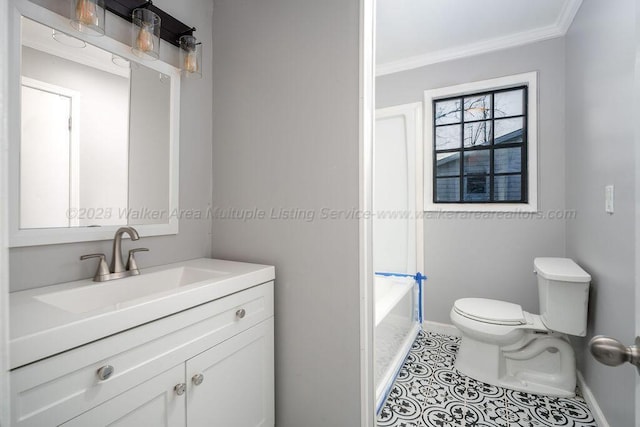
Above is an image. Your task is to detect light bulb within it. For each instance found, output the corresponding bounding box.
[184,50,198,73]
[76,0,98,26]
[136,24,154,52]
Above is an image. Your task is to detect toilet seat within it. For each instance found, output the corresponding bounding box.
[453,298,526,326]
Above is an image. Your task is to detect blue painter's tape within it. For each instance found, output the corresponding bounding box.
[375,271,414,278]
[418,277,423,323]
[375,271,427,283]
[415,272,426,323]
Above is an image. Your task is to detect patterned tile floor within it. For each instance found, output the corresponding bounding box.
[377,331,596,427]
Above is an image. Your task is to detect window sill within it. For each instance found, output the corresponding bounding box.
[424,202,538,213]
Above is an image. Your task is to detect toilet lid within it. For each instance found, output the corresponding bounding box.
[454,298,526,325]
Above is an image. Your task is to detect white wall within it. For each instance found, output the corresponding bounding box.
[565,1,636,425]
[210,0,363,425]
[9,0,214,292]
[377,38,567,323]
[373,105,419,275]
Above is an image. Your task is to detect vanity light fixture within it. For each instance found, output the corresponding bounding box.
[179,34,202,79]
[70,0,105,36]
[68,0,202,74]
[131,7,160,60]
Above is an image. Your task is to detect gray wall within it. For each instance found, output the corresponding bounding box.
[128,63,171,225]
[210,0,362,426]
[10,0,214,292]
[377,38,567,323]
[565,1,636,425]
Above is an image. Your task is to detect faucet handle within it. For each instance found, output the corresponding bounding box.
[80,253,110,281]
[126,248,149,274]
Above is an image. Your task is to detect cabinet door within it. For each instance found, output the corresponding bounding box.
[186,318,274,427]
[61,364,186,427]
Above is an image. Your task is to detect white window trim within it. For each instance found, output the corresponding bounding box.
[423,72,538,212]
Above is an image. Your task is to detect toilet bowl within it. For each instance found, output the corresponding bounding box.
[450,258,591,397]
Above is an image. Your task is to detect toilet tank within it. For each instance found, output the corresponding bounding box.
[534,257,591,336]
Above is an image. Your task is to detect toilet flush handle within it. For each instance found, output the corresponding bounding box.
[589,335,640,374]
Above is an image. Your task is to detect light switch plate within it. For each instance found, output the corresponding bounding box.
[605,185,614,214]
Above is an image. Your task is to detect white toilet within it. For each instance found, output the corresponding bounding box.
[450,257,591,397]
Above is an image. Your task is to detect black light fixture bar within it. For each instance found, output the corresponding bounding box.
[104,0,195,47]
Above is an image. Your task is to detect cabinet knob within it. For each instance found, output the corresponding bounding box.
[174,383,186,395]
[236,308,246,319]
[96,365,114,381]
[192,373,204,386]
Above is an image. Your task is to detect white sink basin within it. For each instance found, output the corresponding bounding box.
[35,266,228,314]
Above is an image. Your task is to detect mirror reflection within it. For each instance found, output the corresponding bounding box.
[20,17,171,230]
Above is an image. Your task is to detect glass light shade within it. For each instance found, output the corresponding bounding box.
[70,0,105,36]
[179,35,202,79]
[111,54,130,68]
[52,30,86,48]
[131,8,161,60]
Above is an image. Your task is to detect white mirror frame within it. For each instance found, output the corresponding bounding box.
[9,0,180,247]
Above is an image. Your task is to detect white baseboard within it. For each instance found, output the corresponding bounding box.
[422,320,461,337]
[577,371,609,427]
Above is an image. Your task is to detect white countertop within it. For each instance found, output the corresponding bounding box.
[10,258,275,369]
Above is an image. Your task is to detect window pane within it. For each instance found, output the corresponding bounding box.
[435,99,461,125]
[464,94,491,121]
[436,177,460,202]
[464,150,490,175]
[435,124,461,150]
[463,121,491,147]
[494,89,524,118]
[494,118,524,144]
[464,175,489,201]
[436,152,460,177]
[494,147,521,173]
[494,175,522,201]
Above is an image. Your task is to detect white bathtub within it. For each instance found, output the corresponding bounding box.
[374,275,420,411]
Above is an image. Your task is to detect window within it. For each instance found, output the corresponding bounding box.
[424,73,537,212]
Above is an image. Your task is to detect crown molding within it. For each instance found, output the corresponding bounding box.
[376,0,583,77]
[556,0,583,34]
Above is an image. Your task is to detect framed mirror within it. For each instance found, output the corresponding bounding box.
[9,0,180,247]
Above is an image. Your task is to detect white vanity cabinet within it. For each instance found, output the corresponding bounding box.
[10,280,275,427]
[186,320,274,426]
[61,364,187,427]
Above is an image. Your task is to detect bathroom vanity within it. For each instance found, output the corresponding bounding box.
[9,258,275,426]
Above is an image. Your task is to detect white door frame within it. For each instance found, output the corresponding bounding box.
[359,0,375,425]
[635,3,640,421]
[0,0,11,424]
[20,77,81,227]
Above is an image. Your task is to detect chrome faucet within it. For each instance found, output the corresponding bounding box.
[81,227,149,282]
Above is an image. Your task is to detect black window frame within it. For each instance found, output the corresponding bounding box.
[432,85,528,204]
